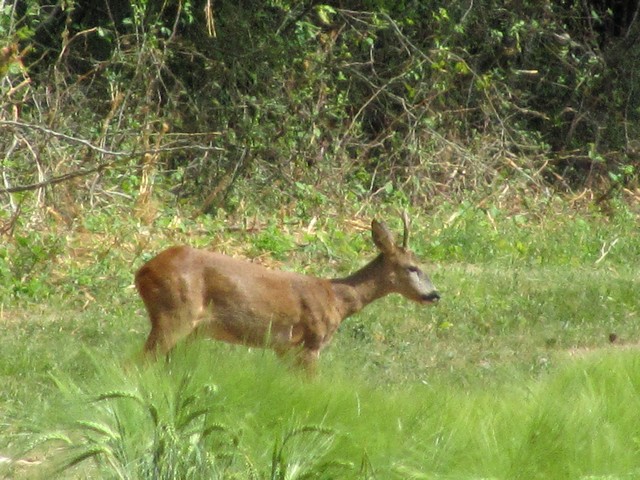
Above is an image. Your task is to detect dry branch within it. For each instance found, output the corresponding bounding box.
[0,120,225,194]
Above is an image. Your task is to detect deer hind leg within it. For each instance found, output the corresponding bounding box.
[144,314,178,356]
[143,303,205,357]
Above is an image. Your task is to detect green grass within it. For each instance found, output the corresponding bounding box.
[0,202,639,478]
[4,342,640,479]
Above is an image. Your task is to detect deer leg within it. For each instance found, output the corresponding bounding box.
[143,323,162,354]
[143,319,179,357]
[143,309,199,357]
[295,348,320,376]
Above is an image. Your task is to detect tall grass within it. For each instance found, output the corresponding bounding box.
[7,344,640,479]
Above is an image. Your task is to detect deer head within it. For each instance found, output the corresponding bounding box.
[370,214,440,304]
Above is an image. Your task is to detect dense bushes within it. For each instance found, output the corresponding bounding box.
[1,0,638,217]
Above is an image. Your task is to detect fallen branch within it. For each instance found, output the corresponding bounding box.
[595,238,619,264]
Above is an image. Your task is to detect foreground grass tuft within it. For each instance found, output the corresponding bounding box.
[2,344,639,479]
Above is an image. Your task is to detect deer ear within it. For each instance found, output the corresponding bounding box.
[371,219,397,254]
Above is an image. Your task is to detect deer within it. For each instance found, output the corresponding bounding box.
[134,214,440,372]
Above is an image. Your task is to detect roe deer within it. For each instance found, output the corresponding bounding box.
[135,214,439,371]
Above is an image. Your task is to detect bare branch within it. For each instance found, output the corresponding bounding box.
[0,120,225,156]
[0,161,113,194]
[1,120,132,156]
[0,120,226,194]
[0,202,20,236]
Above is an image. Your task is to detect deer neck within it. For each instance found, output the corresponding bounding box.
[330,254,392,320]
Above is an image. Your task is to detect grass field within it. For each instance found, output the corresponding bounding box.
[0,202,639,479]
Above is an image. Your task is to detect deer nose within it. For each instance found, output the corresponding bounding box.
[422,291,440,303]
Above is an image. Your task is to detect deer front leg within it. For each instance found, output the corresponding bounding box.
[296,347,320,376]
[272,344,318,376]
[291,324,332,376]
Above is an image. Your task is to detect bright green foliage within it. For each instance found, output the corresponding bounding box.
[0,205,639,478]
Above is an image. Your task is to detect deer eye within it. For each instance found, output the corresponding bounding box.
[407,266,419,274]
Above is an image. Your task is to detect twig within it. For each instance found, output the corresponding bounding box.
[0,120,225,156]
[0,161,114,194]
[461,0,474,23]
[595,238,619,264]
[0,120,226,194]
[0,202,20,236]
[1,120,132,156]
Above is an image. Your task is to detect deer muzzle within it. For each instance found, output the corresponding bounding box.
[420,291,441,304]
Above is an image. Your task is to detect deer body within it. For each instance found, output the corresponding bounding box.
[135,218,439,370]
